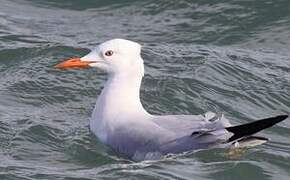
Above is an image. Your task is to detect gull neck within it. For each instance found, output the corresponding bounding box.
[93,71,148,122]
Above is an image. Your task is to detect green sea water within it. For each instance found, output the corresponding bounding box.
[0,0,290,179]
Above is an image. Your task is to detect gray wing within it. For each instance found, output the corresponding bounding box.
[150,112,233,154]
[106,112,233,160]
[151,112,231,135]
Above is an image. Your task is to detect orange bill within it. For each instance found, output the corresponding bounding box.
[54,57,93,69]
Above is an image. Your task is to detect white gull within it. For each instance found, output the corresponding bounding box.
[55,39,288,161]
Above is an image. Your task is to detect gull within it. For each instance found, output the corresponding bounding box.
[55,39,288,161]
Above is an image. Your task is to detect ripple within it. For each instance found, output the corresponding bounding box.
[1,0,290,179]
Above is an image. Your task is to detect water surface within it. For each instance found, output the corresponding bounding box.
[1,0,290,179]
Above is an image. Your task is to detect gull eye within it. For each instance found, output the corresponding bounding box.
[104,50,114,56]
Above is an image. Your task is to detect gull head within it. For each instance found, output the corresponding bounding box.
[55,39,144,76]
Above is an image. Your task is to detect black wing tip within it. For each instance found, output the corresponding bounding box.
[270,114,289,124]
[275,114,288,120]
[226,114,288,143]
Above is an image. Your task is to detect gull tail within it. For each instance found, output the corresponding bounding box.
[225,115,288,144]
[232,136,269,148]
